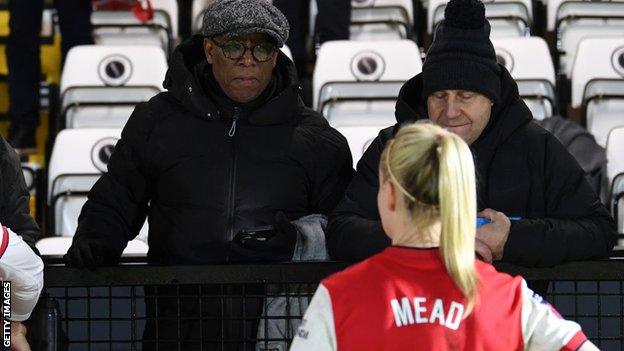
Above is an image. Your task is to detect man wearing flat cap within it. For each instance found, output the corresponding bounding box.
[64,0,353,349]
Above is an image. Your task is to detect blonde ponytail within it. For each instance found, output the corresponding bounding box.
[437,132,479,315]
[381,122,479,315]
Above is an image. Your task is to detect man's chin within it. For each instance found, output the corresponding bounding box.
[226,91,261,104]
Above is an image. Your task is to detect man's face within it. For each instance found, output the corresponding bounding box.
[427,90,493,145]
[203,33,278,103]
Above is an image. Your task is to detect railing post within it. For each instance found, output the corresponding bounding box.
[29,294,61,351]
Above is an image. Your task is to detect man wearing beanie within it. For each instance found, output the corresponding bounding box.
[328,0,616,269]
[64,0,353,349]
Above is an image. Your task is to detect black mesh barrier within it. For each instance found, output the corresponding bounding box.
[40,260,624,351]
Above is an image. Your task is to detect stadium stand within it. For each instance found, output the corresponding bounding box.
[307,0,413,41]
[349,0,414,40]
[41,128,148,256]
[92,0,178,54]
[428,0,532,37]
[571,37,624,147]
[548,0,624,78]
[313,40,422,166]
[59,45,167,129]
[492,36,556,120]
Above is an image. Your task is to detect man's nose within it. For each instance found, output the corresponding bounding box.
[444,99,461,118]
[238,48,255,66]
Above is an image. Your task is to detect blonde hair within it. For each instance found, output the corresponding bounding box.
[380,122,479,315]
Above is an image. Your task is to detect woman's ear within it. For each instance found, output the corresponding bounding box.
[380,180,398,214]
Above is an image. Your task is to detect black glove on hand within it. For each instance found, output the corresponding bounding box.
[229,212,298,263]
[63,238,122,270]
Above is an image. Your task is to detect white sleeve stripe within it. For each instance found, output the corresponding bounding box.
[520,279,582,350]
[0,226,9,258]
[289,284,337,351]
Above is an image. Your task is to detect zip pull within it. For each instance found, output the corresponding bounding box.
[228,116,238,137]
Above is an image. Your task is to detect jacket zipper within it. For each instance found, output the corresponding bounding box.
[226,108,239,241]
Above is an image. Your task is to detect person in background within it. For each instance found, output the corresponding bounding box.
[6,0,93,154]
[291,123,598,351]
[64,0,352,349]
[327,0,617,271]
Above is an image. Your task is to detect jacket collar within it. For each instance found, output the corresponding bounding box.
[163,35,302,125]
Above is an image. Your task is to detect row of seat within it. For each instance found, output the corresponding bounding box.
[27,0,621,85]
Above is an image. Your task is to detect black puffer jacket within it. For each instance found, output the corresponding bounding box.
[327,69,617,267]
[75,36,353,264]
[0,138,41,251]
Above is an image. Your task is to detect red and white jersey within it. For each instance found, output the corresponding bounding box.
[291,247,587,351]
[0,226,44,321]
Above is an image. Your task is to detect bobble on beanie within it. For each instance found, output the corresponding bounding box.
[444,0,485,29]
[422,0,501,104]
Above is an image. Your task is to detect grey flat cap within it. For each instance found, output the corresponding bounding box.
[202,0,290,47]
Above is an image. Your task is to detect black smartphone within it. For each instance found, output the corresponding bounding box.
[234,225,277,245]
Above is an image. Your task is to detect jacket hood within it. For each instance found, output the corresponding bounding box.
[163,35,301,124]
[394,66,532,149]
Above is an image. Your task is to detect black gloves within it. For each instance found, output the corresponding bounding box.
[229,212,298,263]
[63,237,123,269]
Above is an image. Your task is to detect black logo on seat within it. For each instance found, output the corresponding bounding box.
[105,61,126,80]
[351,51,386,81]
[98,54,133,86]
[613,46,624,77]
[91,137,120,172]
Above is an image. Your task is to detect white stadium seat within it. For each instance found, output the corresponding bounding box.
[571,38,624,147]
[349,0,414,40]
[192,0,213,33]
[309,0,413,41]
[46,129,148,256]
[548,0,624,77]
[60,45,167,129]
[92,0,178,54]
[313,40,421,166]
[21,162,41,196]
[337,126,381,169]
[428,0,532,37]
[492,37,556,120]
[606,127,624,236]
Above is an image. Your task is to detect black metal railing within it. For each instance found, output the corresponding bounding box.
[36,259,624,351]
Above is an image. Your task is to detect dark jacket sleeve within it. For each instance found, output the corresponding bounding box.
[0,138,41,251]
[74,102,155,252]
[503,133,618,267]
[305,125,355,216]
[327,131,391,262]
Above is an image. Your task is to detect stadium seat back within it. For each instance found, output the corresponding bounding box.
[606,127,624,235]
[429,0,532,37]
[92,0,178,53]
[313,40,422,126]
[337,125,384,167]
[492,37,556,119]
[554,1,624,77]
[47,129,149,244]
[350,0,414,40]
[60,45,166,129]
[572,38,624,146]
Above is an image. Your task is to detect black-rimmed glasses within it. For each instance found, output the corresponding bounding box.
[211,38,277,62]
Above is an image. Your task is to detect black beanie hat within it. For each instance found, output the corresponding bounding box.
[422,0,501,104]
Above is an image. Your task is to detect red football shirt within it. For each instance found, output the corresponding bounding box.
[291,247,587,351]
